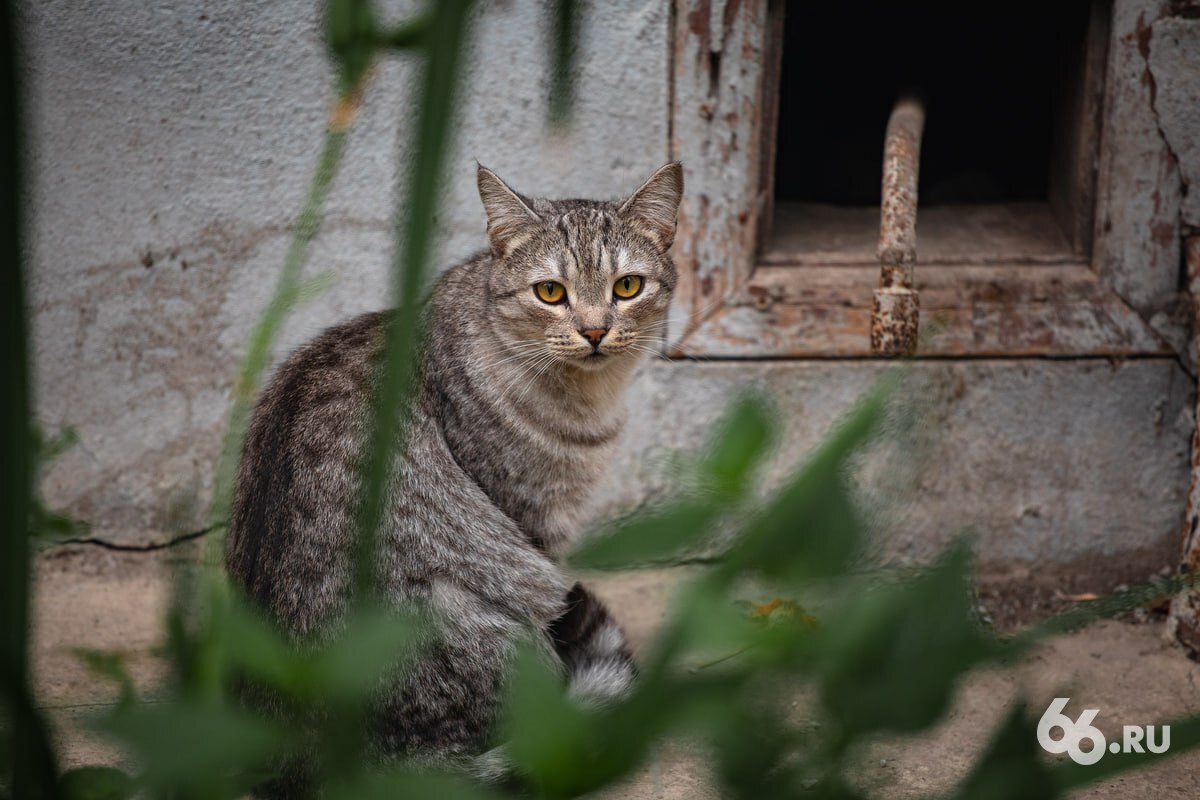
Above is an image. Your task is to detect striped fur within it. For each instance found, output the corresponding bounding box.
[224,163,682,793]
[549,584,637,705]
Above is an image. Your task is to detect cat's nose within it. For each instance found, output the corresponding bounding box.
[580,327,609,347]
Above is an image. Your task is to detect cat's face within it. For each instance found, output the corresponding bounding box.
[478,163,683,372]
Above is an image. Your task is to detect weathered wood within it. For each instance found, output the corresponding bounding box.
[669,0,775,341]
[1047,0,1109,257]
[665,0,1187,364]
[670,264,1172,358]
[753,0,785,256]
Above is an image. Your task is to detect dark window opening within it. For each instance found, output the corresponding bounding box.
[765,0,1102,264]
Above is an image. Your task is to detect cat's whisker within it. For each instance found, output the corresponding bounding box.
[509,352,561,410]
[483,339,562,369]
[498,353,556,392]
[491,347,554,369]
[499,345,559,387]
[626,345,669,361]
[478,341,543,359]
[476,340,546,363]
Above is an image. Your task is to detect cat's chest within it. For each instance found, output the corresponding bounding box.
[440,392,617,550]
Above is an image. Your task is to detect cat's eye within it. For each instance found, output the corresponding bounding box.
[534,281,567,305]
[613,275,643,300]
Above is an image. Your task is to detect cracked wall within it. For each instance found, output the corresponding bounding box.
[18,0,1199,588]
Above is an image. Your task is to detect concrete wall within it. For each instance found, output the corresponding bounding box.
[19,0,1195,586]
[22,0,669,542]
[605,360,1192,582]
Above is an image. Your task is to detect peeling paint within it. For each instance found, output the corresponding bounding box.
[669,0,772,339]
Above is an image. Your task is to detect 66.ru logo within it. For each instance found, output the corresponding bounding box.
[1037,697,1170,765]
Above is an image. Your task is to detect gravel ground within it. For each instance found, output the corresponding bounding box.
[32,546,1200,798]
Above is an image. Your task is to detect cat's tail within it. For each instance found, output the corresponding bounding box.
[548,583,637,707]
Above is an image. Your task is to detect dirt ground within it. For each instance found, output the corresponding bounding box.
[33,545,1200,798]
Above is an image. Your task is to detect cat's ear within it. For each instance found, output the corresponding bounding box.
[477,165,542,258]
[619,161,684,251]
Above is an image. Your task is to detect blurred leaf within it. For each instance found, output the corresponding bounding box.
[819,541,992,736]
[709,705,819,800]
[326,770,509,800]
[501,640,670,796]
[95,701,292,787]
[569,501,719,570]
[728,377,893,582]
[571,393,774,573]
[72,650,137,707]
[28,425,87,542]
[161,571,242,700]
[502,643,594,796]
[30,424,78,470]
[637,571,820,690]
[671,579,797,671]
[294,270,336,305]
[223,599,421,705]
[220,599,306,690]
[28,497,88,542]
[703,393,775,497]
[948,704,1057,800]
[58,766,135,800]
[306,610,422,701]
[750,465,862,582]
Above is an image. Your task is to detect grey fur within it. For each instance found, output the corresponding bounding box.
[225,162,683,791]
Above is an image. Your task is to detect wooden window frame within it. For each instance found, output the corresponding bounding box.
[666,0,1181,360]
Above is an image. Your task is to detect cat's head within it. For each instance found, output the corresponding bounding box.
[476,162,683,372]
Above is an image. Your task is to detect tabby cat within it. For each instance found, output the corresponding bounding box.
[224,161,683,788]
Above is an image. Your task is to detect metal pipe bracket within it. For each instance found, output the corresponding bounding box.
[871,96,925,356]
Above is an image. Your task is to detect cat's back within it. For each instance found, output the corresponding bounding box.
[225,311,386,631]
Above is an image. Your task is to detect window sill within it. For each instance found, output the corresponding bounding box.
[669,263,1174,359]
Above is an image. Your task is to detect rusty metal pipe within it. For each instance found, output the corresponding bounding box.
[871,95,925,355]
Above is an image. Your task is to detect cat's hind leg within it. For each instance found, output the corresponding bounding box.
[547,583,636,706]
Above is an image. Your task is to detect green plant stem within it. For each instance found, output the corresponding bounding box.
[1001,570,1199,660]
[377,14,430,50]
[204,124,350,566]
[548,0,578,126]
[351,0,475,601]
[1,3,61,795]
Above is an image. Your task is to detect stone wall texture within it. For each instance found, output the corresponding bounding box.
[18,0,1197,586]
